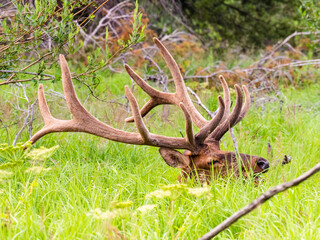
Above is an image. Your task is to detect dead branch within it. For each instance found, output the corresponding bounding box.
[258,31,320,66]
[199,161,320,240]
[187,87,213,117]
[0,77,53,86]
[229,128,239,154]
[83,0,132,46]
[157,0,200,41]
[0,70,55,79]
[13,83,38,145]
[181,31,320,109]
[28,98,38,139]
[144,55,168,92]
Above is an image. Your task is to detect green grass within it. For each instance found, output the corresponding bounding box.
[1,72,320,239]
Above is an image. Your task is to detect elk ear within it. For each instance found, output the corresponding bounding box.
[159,148,190,168]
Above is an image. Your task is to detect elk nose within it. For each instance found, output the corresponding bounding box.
[257,158,269,170]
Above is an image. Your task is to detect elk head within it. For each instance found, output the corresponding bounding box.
[29,38,269,184]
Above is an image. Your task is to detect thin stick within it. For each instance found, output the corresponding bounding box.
[229,128,239,153]
[28,99,38,139]
[187,87,213,117]
[258,31,320,66]
[198,161,320,240]
[13,84,34,145]
[0,77,52,86]
[0,70,55,79]
[4,52,53,82]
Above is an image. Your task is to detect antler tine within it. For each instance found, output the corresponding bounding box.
[124,64,175,123]
[124,65,172,99]
[124,86,151,143]
[29,84,71,144]
[125,85,196,148]
[60,55,93,120]
[219,75,231,122]
[195,96,225,144]
[153,38,186,96]
[153,37,207,127]
[234,85,250,125]
[38,84,54,125]
[207,85,243,141]
[179,102,195,146]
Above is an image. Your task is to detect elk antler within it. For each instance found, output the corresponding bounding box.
[29,38,251,154]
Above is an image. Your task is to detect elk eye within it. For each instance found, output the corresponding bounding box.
[257,158,269,171]
[208,160,220,165]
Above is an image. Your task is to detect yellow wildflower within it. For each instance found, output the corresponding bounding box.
[111,200,133,209]
[27,145,59,160]
[0,170,13,179]
[25,166,52,174]
[87,208,119,220]
[146,189,172,199]
[135,204,157,214]
[187,186,212,198]
[160,183,187,191]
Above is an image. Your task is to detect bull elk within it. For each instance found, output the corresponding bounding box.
[29,38,269,183]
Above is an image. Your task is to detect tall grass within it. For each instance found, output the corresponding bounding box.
[0,71,320,239]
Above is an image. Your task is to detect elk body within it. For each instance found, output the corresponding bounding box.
[29,38,269,184]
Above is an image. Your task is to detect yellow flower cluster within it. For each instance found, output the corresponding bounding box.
[26,145,59,161]
[25,166,52,174]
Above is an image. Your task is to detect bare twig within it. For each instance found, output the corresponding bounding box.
[258,31,320,66]
[0,77,53,86]
[13,83,38,145]
[187,87,213,117]
[199,161,320,240]
[0,70,55,79]
[184,70,241,81]
[3,51,53,83]
[145,55,168,92]
[28,98,38,139]
[79,0,112,27]
[73,77,127,106]
[158,0,201,41]
[83,0,131,45]
[229,128,239,153]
